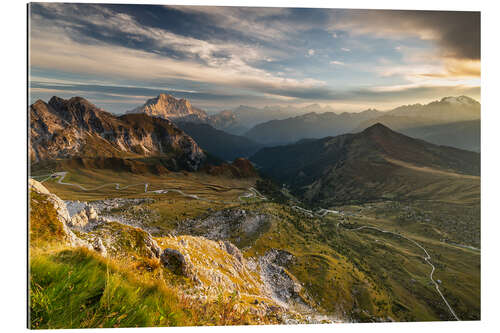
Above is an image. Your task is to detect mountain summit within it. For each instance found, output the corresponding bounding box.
[127,93,208,122]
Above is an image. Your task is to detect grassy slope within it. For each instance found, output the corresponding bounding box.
[236,200,479,321]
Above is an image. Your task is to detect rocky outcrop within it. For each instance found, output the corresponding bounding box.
[66,201,107,230]
[259,250,303,307]
[221,240,244,263]
[29,179,161,260]
[92,237,107,257]
[156,236,266,297]
[29,96,206,171]
[175,208,269,243]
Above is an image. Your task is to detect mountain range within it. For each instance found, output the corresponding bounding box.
[29,95,481,324]
[127,94,339,135]
[30,96,206,171]
[250,123,480,206]
[244,109,382,145]
[124,93,480,152]
[244,96,480,151]
[212,104,336,134]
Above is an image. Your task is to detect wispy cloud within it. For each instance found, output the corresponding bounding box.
[330,60,345,65]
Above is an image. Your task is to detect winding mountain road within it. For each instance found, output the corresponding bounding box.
[290,205,460,321]
[38,171,265,204]
[340,224,460,320]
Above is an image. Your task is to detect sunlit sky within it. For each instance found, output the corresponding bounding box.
[29,3,480,114]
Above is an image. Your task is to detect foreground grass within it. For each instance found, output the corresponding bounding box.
[29,247,274,329]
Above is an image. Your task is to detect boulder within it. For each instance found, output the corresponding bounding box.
[92,237,107,257]
[160,248,192,276]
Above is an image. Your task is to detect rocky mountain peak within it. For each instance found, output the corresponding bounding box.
[128,93,207,121]
[361,122,394,135]
[441,96,479,106]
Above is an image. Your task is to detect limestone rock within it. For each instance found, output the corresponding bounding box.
[221,240,244,263]
[160,248,193,276]
[92,237,107,257]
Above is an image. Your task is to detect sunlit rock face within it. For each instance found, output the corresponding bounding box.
[128,93,208,121]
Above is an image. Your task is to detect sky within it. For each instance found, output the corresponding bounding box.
[29,3,480,114]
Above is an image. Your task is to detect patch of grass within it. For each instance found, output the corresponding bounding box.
[30,247,182,328]
[29,247,276,329]
[29,190,66,248]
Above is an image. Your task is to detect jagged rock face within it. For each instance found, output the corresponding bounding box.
[157,235,267,298]
[128,93,208,121]
[259,250,304,307]
[29,96,205,170]
[65,201,112,230]
[129,94,246,133]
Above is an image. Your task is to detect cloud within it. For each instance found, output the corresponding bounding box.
[30,3,275,69]
[30,4,331,102]
[329,10,480,60]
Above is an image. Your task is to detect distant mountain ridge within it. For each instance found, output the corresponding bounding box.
[244,96,480,151]
[250,123,480,206]
[127,93,248,134]
[244,109,382,145]
[30,96,206,171]
[356,96,480,131]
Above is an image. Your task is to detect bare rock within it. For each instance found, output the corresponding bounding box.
[221,240,244,263]
[160,248,193,276]
[144,234,161,258]
[92,237,107,257]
